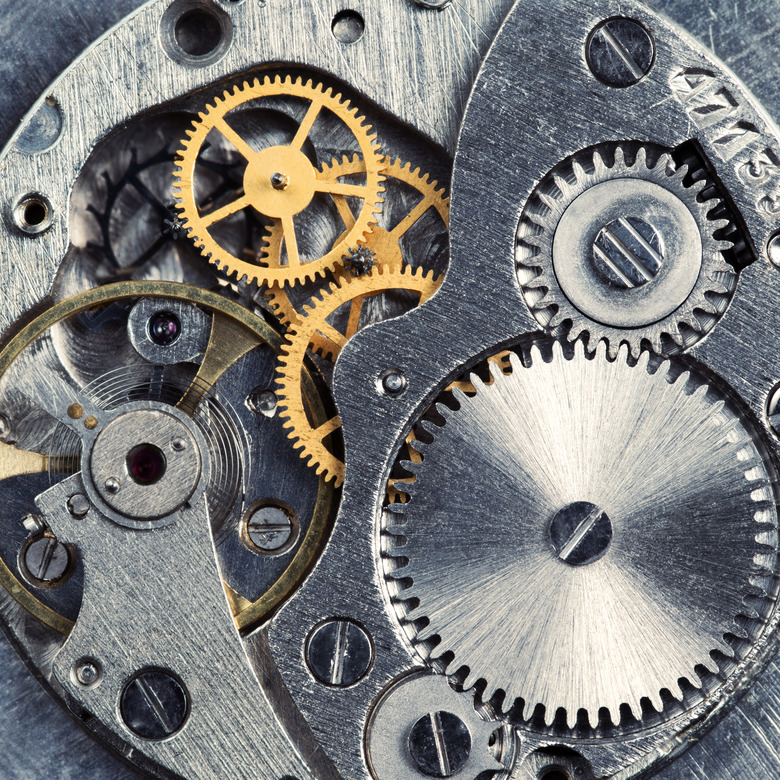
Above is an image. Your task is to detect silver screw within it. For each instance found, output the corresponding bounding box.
[74,659,101,687]
[104,477,121,494]
[23,536,70,584]
[247,388,278,417]
[22,514,45,534]
[767,231,780,268]
[171,437,187,452]
[593,216,664,289]
[549,501,613,566]
[413,0,452,9]
[408,711,472,777]
[379,368,407,397]
[587,18,655,88]
[245,503,296,553]
[305,619,373,687]
[67,494,90,518]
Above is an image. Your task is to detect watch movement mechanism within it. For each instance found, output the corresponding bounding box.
[3,0,780,778]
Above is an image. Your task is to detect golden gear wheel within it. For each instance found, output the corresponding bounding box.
[265,155,449,329]
[174,76,386,286]
[276,265,443,486]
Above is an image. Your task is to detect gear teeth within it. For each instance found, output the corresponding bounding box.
[518,143,739,357]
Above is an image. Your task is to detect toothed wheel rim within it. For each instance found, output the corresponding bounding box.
[382,343,778,730]
[174,75,386,287]
[516,144,737,355]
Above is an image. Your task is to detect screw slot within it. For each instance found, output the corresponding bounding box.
[586,17,655,88]
[408,711,472,777]
[120,668,189,740]
[332,10,365,44]
[241,499,299,556]
[14,194,53,235]
[305,618,373,687]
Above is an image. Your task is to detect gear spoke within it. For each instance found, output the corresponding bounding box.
[291,100,323,151]
[315,179,369,199]
[281,214,301,266]
[313,415,341,441]
[201,194,251,228]
[390,196,432,239]
[331,195,357,230]
[214,117,257,162]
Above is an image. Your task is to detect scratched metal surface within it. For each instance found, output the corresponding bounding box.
[0,0,779,778]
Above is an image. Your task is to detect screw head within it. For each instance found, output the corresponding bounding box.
[67,494,90,518]
[21,514,45,534]
[270,172,289,190]
[120,669,189,740]
[767,231,780,268]
[587,18,655,88]
[171,437,187,452]
[22,536,71,585]
[378,368,408,397]
[243,501,298,554]
[593,216,664,288]
[104,477,121,494]
[413,0,452,9]
[549,501,613,566]
[73,658,102,688]
[408,711,472,777]
[247,388,278,416]
[305,619,373,687]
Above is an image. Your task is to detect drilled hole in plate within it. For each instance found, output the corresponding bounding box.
[14,195,53,234]
[175,9,223,56]
[332,10,365,44]
[539,769,571,780]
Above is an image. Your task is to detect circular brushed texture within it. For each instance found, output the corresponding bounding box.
[386,344,777,725]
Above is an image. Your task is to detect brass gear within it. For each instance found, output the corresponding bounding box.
[265,155,449,329]
[276,265,443,486]
[174,76,386,286]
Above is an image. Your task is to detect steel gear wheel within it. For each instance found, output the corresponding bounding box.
[383,342,778,729]
[174,76,386,286]
[276,264,443,486]
[266,155,449,328]
[516,144,737,356]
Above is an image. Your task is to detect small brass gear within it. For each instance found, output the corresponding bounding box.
[266,156,449,328]
[174,76,386,286]
[276,265,443,486]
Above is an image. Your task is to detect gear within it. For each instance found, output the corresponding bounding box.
[383,342,777,729]
[266,156,449,327]
[276,265,443,486]
[516,144,737,356]
[174,76,386,286]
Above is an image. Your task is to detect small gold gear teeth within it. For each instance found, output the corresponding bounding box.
[275,265,443,486]
[265,156,449,327]
[174,74,386,288]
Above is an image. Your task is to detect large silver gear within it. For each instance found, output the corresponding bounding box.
[383,342,778,728]
[516,145,737,356]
